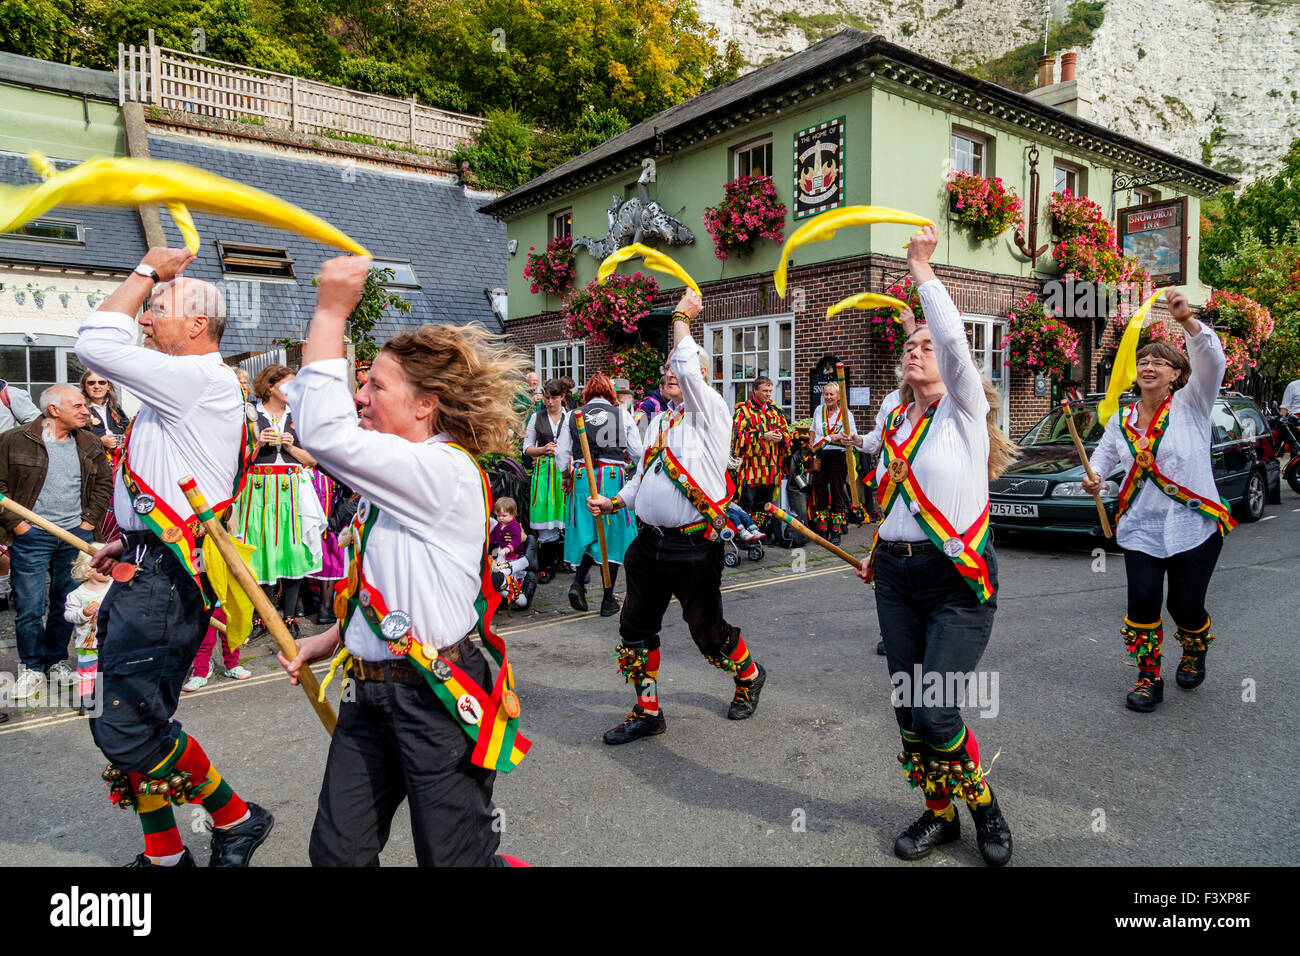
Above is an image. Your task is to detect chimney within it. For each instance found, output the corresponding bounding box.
[1027,51,1094,119]
[1037,54,1056,88]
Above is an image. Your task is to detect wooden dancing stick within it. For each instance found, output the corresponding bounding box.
[179,475,337,734]
[835,363,861,512]
[765,502,864,571]
[573,410,612,589]
[1060,396,1114,539]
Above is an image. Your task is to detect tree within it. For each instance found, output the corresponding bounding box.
[1201,136,1300,289]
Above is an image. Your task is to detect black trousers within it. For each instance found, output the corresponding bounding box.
[810,451,849,530]
[309,643,507,867]
[873,542,998,747]
[89,541,209,771]
[738,484,777,517]
[618,529,740,656]
[1123,532,1222,630]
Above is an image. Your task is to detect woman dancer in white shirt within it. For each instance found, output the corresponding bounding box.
[855,226,1019,866]
[1084,290,1231,713]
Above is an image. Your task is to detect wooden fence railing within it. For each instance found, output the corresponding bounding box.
[119,44,484,157]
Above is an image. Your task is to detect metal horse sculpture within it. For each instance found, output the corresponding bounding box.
[572,167,695,260]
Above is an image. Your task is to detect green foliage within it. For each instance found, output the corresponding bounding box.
[970,1,1107,92]
[1201,136,1300,287]
[0,0,74,61]
[311,267,412,363]
[451,110,537,192]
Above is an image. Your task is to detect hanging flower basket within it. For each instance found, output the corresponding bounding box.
[609,343,664,398]
[1203,290,1273,350]
[523,235,576,296]
[561,272,659,344]
[1048,190,1149,287]
[703,174,787,260]
[946,171,1024,242]
[1002,293,1079,377]
[1135,315,1188,353]
[1218,331,1253,384]
[870,276,926,353]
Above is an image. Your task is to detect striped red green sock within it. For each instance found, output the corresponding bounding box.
[728,634,758,681]
[153,731,249,828]
[636,649,661,715]
[127,772,184,861]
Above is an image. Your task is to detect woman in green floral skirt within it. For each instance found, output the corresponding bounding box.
[524,379,571,582]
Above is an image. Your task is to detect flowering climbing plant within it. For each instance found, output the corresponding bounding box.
[946,171,1024,241]
[561,272,659,344]
[609,343,664,397]
[703,174,787,260]
[522,234,576,295]
[1002,293,1079,376]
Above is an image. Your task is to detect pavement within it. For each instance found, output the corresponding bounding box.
[2,493,1298,867]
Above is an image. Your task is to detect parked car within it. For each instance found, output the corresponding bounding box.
[989,391,1282,536]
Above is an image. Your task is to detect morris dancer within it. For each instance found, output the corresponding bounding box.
[855,227,1017,865]
[78,247,270,867]
[522,379,570,583]
[808,382,852,545]
[556,373,642,616]
[280,255,530,867]
[731,376,793,518]
[1083,290,1231,713]
[587,289,767,744]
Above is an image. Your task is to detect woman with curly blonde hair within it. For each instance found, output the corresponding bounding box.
[280,256,529,867]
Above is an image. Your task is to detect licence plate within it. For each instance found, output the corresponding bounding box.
[990,502,1038,518]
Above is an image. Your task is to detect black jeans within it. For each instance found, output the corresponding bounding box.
[1123,532,1222,630]
[88,541,209,771]
[873,542,998,747]
[309,643,507,867]
[618,529,740,656]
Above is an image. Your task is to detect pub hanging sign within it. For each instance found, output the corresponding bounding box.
[794,116,845,219]
[1117,196,1188,286]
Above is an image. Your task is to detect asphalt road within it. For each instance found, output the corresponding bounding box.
[2,492,1298,867]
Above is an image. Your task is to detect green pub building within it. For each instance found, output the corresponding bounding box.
[480,30,1232,437]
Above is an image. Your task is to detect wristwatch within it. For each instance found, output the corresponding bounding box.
[133,263,160,283]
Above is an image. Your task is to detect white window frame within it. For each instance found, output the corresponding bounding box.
[1132,187,1159,205]
[732,135,774,181]
[0,333,85,403]
[1054,160,1085,196]
[950,128,987,176]
[370,257,420,289]
[704,313,795,420]
[549,209,572,240]
[534,339,585,388]
[2,217,85,245]
[963,315,1010,432]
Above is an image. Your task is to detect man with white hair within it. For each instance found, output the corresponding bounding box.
[75,248,270,867]
[587,289,768,744]
[0,383,112,700]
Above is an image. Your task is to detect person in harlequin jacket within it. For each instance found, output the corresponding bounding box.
[730,376,793,516]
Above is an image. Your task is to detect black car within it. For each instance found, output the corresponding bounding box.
[989,391,1281,536]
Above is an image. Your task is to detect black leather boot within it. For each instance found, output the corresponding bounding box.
[603,706,666,745]
[893,808,960,860]
[969,786,1013,866]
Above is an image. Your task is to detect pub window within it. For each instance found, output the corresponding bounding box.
[217,241,295,279]
[733,135,774,180]
[950,129,987,176]
[1132,187,1159,205]
[2,218,84,245]
[550,209,572,239]
[1054,160,1086,196]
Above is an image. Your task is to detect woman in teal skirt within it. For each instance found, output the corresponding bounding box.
[523,379,571,583]
[234,364,321,637]
[557,373,642,616]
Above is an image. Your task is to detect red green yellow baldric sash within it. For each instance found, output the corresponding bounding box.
[1117,394,1236,536]
[641,407,738,540]
[873,403,995,603]
[332,442,530,773]
[118,378,255,606]
[809,405,842,452]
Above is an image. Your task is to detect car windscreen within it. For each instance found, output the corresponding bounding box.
[1019,402,1109,445]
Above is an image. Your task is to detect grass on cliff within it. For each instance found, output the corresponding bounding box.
[970,1,1107,93]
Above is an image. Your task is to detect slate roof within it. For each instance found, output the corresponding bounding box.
[145,135,506,355]
[480,29,1234,219]
[0,151,147,272]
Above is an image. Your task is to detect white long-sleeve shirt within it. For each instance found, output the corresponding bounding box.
[1281,379,1300,416]
[284,359,484,658]
[862,389,903,455]
[554,397,642,472]
[524,408,569,456]
[1089,325,1226,558]
[617,334,732,527]
[876,281,990,542]
[810,402,854,453]
[74,312,244,531]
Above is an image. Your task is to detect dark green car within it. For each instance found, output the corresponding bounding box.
[988,392,1281,537]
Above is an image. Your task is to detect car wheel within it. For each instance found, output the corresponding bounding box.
[1234,470,1267,522]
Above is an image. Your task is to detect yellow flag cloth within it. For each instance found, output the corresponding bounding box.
[1,154,368,256]
[598,242,700,293]
[774,205,933,297]
[826,292,909,320]
[1098,287,1165,426]
[202,535,257,650]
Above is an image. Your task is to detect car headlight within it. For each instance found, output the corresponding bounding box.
[1052,480,1118,498]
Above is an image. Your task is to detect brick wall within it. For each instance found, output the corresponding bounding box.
[504,255,1182,439]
